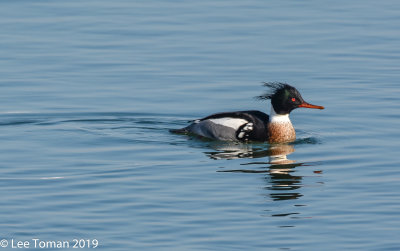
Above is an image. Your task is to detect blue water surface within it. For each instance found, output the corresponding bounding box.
[0,1,399,250]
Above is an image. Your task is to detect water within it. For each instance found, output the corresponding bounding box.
[0,0,399,250]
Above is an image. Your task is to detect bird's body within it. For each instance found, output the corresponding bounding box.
[171,83,324,143]
[180,110,269,142]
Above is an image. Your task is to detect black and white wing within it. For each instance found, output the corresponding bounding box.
[176,110,269,142]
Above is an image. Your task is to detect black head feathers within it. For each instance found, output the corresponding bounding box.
[256,82,298,100]
[256,82,307,114]
[255,82,324,114]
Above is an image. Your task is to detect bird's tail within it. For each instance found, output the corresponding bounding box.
[169,128,188,134]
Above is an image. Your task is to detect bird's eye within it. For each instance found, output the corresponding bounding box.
[291,98,296,102]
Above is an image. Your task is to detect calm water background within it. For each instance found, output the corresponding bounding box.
[0,1,399,250]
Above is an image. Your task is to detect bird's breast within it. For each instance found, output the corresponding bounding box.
[267,121,296,143]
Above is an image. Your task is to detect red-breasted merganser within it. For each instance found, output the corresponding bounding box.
[171,83,324,143]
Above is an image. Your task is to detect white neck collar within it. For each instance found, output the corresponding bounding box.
[269,106,291,123]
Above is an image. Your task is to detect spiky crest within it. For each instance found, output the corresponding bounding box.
[255,82,292,100]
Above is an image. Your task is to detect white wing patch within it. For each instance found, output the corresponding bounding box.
[237,122,254,139]
[208,118,248,130]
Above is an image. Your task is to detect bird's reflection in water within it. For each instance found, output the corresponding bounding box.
[208,141,314,202]
[205,142,295,162]
[266,162,303,201]
[200,139,323,224]
[206,141,296,163]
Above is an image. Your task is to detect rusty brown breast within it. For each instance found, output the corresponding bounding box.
[267,121,296,143]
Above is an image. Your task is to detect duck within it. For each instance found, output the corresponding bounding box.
[170,82,324,143]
